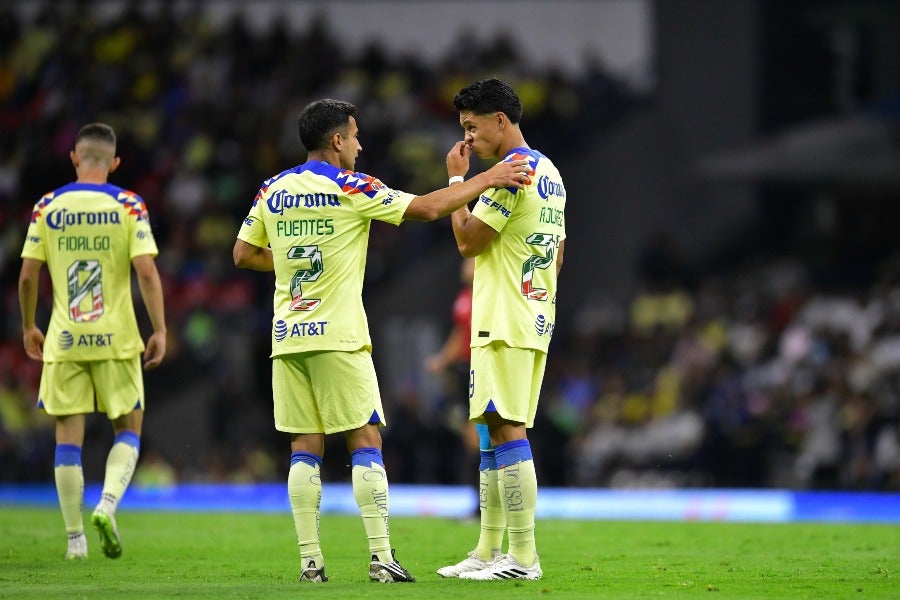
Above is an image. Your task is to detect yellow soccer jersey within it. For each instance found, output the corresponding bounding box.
[470,147,566,353]
[237,161,415,357]
[20,183,159,362]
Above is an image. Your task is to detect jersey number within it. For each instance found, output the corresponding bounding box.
[67,260,104,322]
[288,245,323,311]
[521,233,557,301]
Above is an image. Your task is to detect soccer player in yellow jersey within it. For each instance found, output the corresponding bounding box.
[232,99,530,583]
[439,79,566,581]
[18,123,167,561]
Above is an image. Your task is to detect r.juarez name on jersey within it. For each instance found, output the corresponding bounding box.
[469,147,566,354]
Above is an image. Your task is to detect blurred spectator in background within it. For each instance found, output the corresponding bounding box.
[425,257,479,477]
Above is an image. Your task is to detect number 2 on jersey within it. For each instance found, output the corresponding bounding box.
[288,245,323,311]
[67,259,104,322]
[521,233,558,301]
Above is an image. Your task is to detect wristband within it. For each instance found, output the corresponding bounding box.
[448,175,465,185]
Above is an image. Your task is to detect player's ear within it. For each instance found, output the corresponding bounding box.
[331,131,343,152]
[109,156,121,174]
[70,150,79,168]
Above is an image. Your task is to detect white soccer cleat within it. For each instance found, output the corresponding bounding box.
[436,550,501,578]
[65,532,88,560]
[459,553,543,580]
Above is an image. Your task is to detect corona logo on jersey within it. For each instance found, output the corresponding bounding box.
[267,189,341,215]
[536,175,565,200]
[46,209,121,231]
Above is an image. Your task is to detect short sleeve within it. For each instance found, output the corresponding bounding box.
[470,187,519,233]
[237,191,270,248]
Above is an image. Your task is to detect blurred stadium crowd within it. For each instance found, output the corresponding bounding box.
[0,3,897,491]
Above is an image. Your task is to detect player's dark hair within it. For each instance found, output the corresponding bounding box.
[75,123,116,146]
[297,99,358,152]
[453,78,522,123]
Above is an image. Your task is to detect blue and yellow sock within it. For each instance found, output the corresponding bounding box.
[474,424,505,560]
[54,444,84,535]
[495,439,538,566]
[97,431,140,515]
[289,451,324,569]
[351,447,392,563]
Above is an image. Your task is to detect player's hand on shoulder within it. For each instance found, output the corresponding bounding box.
[143,330,166,370]
[486,158,531,189]
[22,326,44,361]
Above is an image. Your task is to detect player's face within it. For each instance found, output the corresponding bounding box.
[459,111,502,159]
[338,116,362,170]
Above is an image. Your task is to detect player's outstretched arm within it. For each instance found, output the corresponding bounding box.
[233,239,274,272]
[403,145,529,222]
[132,254,167,370]
[18,258,45,361]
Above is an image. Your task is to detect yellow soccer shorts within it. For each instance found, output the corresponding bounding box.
[272,349,387,434]
[469,342,547,428]
[38,357,144,419]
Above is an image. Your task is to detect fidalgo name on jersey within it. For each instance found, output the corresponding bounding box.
[58,235,111,251]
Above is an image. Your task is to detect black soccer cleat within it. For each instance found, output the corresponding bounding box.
[369,549,416,583]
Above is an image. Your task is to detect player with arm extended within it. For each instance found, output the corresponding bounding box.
[438,78,566,581]
[232,99,530,583]
[18,123,167,561]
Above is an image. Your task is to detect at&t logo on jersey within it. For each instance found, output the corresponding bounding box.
[534,314,555,337]
[57,330,115,349]
[274,320,288,342]
[59,330,74,350]
[273,319,330,341]
[47,209,121,231]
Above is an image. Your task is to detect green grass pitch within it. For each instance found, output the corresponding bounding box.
[0,507,896,599]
